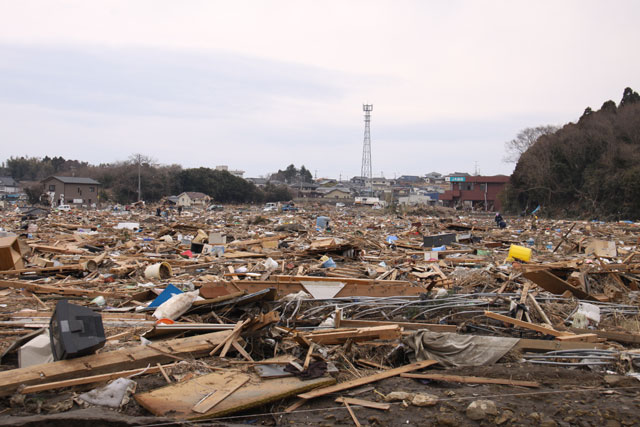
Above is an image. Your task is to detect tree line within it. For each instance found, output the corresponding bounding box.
[502,87,640,220]
[1,157,295,205]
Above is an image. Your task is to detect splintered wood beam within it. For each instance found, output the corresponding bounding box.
[400,373,539,388]
[0,280,120,298]
[335,397,390,410]
[0,330,231,397]
[336,318,456,332]
[297,360,437,400]
[21,365,168,394]
[484,311,568,337]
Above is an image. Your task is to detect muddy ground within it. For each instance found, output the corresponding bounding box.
[1,363,638,426]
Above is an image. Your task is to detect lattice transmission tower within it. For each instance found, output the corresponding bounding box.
[361,104,373,189]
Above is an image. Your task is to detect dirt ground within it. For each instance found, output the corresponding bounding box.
[2,363,637,426]
[240,364,640,427]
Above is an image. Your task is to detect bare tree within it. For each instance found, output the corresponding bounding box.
[503,125,559,164]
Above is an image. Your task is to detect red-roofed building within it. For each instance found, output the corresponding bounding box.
[439,175,509,211]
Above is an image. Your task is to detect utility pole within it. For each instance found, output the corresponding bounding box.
[137,159,141,202]
[129,153,144,202]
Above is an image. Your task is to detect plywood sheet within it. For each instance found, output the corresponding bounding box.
[135,372,335,420]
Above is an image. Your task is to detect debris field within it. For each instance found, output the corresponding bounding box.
[0,204,639,426]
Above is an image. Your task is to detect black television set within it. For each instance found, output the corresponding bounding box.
[49,300,106,360]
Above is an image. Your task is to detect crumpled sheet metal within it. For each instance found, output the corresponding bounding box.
[403,331,518,367]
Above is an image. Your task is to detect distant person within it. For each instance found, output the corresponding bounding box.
[495,212,507,229]
[177,206,183,215]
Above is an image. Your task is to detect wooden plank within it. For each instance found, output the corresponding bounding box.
[303,343,314,370]
[21,365,165,394]
[0,280,120,298]
[522,270,596,301]
[529,295,552,325]
[400,373,539,388]
[191,374,250,414]
[569,327,640,344]
[135,373,335,420]
[192,291,245,306]
[221,280,428,298]
[157,363,172,383]
[337,319,456,332]
[284,398,308,413]
[513,338,605,352]
[297,360,437,400]
[298,325,402,345]
[335,397,390,410]
[0,264,84,276]
[555,333,599,342]
[515,283,530,321]
[485,311,567,337]
[0,329,231,397]
[344,400,362,427]
[231,340,254,361]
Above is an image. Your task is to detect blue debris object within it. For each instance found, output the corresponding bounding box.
[316,216,330,229]
[321,257,337,268]
[147,284,183,309]
[386,235,398,244]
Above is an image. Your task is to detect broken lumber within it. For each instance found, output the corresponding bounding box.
[297,359,437,400]
[400,373,539,388]
[135,373,335,420]
[0,330,232,397]
[521,270,596,301]
[485,311,567,337]
[335,318,456,333]
[0,280,120,298]
[335,397,390,410]
[191,374,250,414]
[21,365,168,394]
[569,327,640,345]
[296,325,402,345]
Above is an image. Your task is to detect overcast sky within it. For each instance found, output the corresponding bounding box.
[1,1,638,179]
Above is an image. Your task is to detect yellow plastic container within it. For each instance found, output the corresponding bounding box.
[507,244,532,262]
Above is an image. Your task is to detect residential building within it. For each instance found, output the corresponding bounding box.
[396,175,424,185]
[423,172,443,183]
[41,176,101,207]
[370,177,391,191]
[177,192,211,207]
[439,175,509,211]
[398,193,437,206]
[317,187,352,200]
[350,176,367,187]
[0,177,19,196]
[215,165,245,178]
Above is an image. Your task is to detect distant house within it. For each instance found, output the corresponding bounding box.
[0,177,19,196]
[41,176,101,207]
[396,175,425,185]
[215,165,245,178]
[370,177,391,190]
[318,187,352,200]
[177,192,211,207]
[162,196,179,206]
[440,175,509,211]
[293,181,320,198]
[350,176,367,187]
[398,193,437,206]
[316,179,338,187]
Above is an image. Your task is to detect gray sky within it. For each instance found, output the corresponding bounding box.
[1,1,638,179]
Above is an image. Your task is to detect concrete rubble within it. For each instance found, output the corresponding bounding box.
[0,203,638,425]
